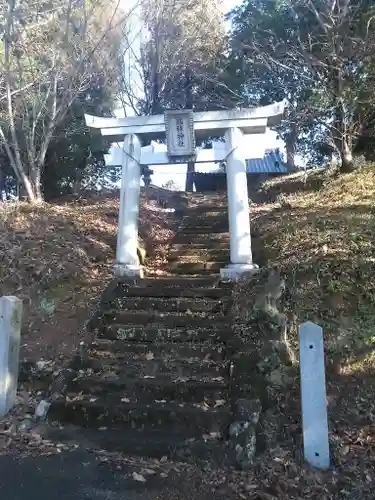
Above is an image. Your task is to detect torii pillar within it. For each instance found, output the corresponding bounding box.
[85,101,286,279]
[222,127,255,279]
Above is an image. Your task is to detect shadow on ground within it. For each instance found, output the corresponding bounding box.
[0,449,232,500]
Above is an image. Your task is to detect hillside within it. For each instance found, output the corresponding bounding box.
[240,166,375,497]
[0,189,178,362]
[253,166,375,373]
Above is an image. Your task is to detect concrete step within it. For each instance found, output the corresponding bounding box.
[97,324,232,343]
[106,296,230,314]
[50,397,231,435]
[168,261,227,274]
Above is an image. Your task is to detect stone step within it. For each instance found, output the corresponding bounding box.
[185,207,228,215]
[69,374,228,404]
[188,194,227,201]
[168,251,229,263]
[105,296,230,314]
[114,285,230,299]
[181,214,228,222]
[174,234,229,244]
[170,242,229,252]
[82,356,227,380]
[100,310,231,327]
[83,345,228,372]
[50,397,231,435]
[45,425,226,460]
[168,261,227,274]
[180,227,228,234]
[98,324,231,343]
[117,276,223,287]
[91,339,227,361]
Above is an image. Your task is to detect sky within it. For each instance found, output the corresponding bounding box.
[115,0,284,190]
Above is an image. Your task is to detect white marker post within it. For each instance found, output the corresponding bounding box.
[299,321,330,469]
[0,296,22,418]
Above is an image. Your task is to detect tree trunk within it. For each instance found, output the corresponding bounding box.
[151,71,160,115]
[332,85,355,174]
[30,164,43,202]
[285,122,297,171]
[19,167,37,202]
[0,167,5,201]
[339,139,354,173]
[72,180,81,196]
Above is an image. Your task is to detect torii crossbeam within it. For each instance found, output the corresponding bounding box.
[85,101,286,279]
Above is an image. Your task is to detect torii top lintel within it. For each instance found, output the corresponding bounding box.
[84,101,287,143]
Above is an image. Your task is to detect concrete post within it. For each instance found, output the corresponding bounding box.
[299,322,330,469]
[114,133,143,278]
[220,127,258,280]
[0,296,22,417]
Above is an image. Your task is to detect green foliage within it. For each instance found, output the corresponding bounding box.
[42,80,119,200]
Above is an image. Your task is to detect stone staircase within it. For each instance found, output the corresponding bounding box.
[167,196,230,275]
[49,193,236,460]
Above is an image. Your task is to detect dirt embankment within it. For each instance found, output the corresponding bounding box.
[0,189,179,361]
[232,166,375,498]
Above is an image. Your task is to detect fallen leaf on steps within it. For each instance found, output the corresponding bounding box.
[341,445,350,456]
[214,399,226,408]
[142,468,156,475]
[132,472,147,483]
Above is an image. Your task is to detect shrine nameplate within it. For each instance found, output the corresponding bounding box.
[164,110,196,158]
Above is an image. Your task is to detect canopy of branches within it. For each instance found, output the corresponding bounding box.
[0,0,125,201]
[229,0,375,170]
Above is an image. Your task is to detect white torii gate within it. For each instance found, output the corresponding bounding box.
[85,101,286,279]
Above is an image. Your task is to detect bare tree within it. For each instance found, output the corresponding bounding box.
[119,0,228,114]
[0,0,133,202]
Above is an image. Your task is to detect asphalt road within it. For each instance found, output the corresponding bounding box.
[0,450,154,500]
[0,450,224,500]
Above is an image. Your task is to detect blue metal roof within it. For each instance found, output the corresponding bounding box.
[246,150,289,174]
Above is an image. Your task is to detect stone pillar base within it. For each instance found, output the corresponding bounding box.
[113,264,144,279]
[220,263,259,281]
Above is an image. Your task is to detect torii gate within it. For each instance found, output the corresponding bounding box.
[85,102,286,280]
